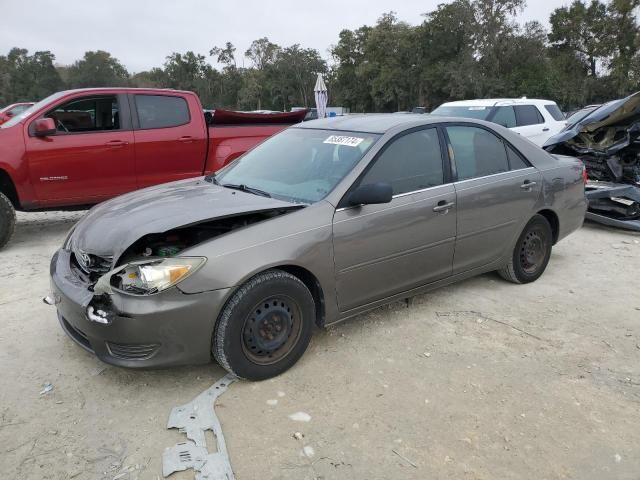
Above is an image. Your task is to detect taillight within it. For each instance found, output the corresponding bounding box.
[581,166,588,185]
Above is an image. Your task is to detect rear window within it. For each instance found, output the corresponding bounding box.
[135,95,189,129]
[430,105,492,120]
[515,105,544,126]
[544,104,565,121]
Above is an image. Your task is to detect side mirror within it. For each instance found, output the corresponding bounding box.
[34,118,57,137]
[349,183,393,206]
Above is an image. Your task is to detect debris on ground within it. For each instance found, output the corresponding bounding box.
[39,382,53,396]
[162,374,236,480]
[288,412,311,422]
[544,92,640,231]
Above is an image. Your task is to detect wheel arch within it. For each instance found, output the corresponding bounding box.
[536,208,559,244]
[270,265,326,328]
[0,168,19,208]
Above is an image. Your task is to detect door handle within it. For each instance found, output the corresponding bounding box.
[520,180,537,190]
[433,200,455,212]
[179,136,194,143]
[542,127,550,132]
[105,140,128,147]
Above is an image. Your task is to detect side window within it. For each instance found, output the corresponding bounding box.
[491,106,516,128]
[515,105,544,126]
[360,128,443,195]
[446,126,509,180]
[506,144,530,170]
[46,96,119,133]
[135,95,189,129]
[544,104,565,121]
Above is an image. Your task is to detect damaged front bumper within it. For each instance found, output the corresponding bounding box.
[49,249,230,368]
[585,182,640,232]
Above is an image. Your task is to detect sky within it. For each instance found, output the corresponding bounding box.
[0,0,567,73]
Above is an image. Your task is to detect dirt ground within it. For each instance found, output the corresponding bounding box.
[1,211,639,480]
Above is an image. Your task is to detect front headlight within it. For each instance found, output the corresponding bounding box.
[95,257,206,296]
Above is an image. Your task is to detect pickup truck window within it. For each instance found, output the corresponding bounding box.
[135,95,190,129]
[45,95,120,133]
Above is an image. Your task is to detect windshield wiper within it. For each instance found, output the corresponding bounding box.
[220,183,272,198]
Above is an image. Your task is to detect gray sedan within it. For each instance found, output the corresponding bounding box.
[49,115,587,380]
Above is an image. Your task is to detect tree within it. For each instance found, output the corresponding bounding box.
[67,50,129,87]
[549,0,611,77]
[0,48,63,104]
[245,37,280,70]
[606,0,640,95]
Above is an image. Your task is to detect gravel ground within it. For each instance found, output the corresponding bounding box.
[1,211,639,480]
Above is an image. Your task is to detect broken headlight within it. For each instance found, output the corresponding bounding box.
[113,257,206,295]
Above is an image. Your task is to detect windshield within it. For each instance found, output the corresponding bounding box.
[430,105,493,120]
[0,91,67,128]
[213,128,380,203]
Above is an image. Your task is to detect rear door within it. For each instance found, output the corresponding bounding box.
[26,93,136,205]
[444,124,542,274]
[131,93,207,188]
[332,127,456,312]
[511,105,549,146]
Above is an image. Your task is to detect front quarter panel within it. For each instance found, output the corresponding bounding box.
[176,200,338,322]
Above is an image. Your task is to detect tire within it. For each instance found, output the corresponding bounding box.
[498,214,553,284]
[212,269,315,380]
[0,192,16,250]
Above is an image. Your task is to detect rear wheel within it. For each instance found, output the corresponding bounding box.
[0,192,16,250]
[499,214,553,284]
[212,270,315,380]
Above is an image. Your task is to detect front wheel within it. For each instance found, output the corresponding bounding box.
[212,270,315,380]
[0,192,16,250]
[498,214,553,284]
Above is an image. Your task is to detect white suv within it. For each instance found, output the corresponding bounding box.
[431,98,567,146]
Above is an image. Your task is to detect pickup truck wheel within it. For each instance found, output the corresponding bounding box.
[0,192,16,249]
[212,270,314,381]
[498,214,552,284]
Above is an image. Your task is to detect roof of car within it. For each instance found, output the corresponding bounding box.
[295,114,442,134]
[439,98,557,107]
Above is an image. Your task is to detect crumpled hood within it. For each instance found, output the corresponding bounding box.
[544,91,640,149]
[71,177,298,260]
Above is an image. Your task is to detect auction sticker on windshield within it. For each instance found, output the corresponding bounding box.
[323,135,364,147]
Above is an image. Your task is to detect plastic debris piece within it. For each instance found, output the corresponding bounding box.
[163,374,236,479]
[288,412,311,422]
[39,382,54,396]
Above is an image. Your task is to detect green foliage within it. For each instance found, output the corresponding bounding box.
[1,1,639,112]
[67,50,129,88]
[0,48,63,104]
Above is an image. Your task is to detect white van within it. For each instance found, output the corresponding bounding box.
[431,98,566,146]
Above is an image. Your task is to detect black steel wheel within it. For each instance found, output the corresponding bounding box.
[213,270,315,380]
[499,214,553,284]
[241,295,303,365]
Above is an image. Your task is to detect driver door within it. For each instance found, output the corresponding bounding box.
[332,127,457,312]
[26,93,136,207]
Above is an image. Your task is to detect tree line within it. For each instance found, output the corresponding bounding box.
[1,0,639,112]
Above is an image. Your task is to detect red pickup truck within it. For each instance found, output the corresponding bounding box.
[0,88,305,248]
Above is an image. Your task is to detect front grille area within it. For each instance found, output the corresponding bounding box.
[73,250,113,276]
[106,342,160,360]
